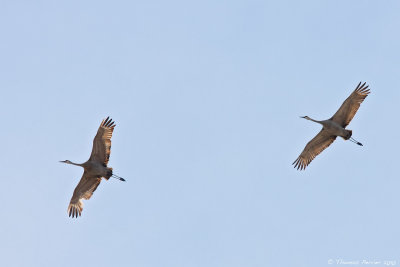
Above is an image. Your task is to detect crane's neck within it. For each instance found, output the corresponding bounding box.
[303,116,322,124]
[64,161,84,167]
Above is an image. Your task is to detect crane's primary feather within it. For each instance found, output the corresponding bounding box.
[330,82,370,127]
[68,171,101,218]
[89,117,115,166]
[293,130,337,170]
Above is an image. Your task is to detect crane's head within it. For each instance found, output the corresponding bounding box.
[300,116,310,120]
[59,160,72,164]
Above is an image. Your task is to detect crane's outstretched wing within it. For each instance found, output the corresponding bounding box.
[293,130,337,170]
[89,117,115,166]
[68,171,102,218]
[330,82,370,127]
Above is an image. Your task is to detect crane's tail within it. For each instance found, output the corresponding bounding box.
[349,137,363,146]
[106,168,126,181]
[342,130,352,140]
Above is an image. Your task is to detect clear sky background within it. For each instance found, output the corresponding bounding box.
[0,1,399,266]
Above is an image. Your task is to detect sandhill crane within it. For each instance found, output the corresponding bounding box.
[60,117,125,218]
[293,82,370,170]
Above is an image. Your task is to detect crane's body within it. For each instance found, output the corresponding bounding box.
[302,117,353,141]
[60,117,125,218]
[293,82,370,170]
[62,160,113,179]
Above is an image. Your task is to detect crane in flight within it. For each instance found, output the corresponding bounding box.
[293,82,370,170]
[60,117,125,218]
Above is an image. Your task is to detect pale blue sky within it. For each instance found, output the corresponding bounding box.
[1,1,399,266]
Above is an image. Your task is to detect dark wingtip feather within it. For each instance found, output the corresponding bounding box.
[103,116,110,125]
[102,117,116,128]
[68,205,81,218]
[292,157,307,171]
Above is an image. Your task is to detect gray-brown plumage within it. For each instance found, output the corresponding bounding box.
[293,82,370,170]
[60,117,125,218]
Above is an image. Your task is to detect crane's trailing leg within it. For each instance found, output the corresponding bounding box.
[106,167,126,182]
[349,137,363,146]
[112,174,126,182]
